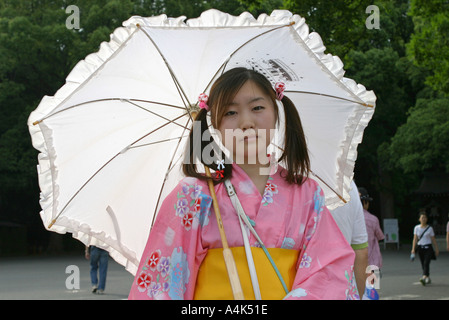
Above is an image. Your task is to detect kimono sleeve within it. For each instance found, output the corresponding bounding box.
[284,183,357,300]
[128,178,212,300]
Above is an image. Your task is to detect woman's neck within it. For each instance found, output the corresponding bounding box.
[238,162,267,176]
[238,162,271,196]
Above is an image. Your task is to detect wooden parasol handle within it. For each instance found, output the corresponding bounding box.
[191,110,244,300]
[205,167,244,300]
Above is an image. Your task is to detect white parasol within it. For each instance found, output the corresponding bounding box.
[28,9,375,276]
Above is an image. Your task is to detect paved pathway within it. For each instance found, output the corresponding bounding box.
[377,243,449,300]
[0,254,133,300]
[1,242,448,300]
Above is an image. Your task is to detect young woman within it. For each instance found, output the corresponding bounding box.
[128,68,357,300]
[412,212,439,285]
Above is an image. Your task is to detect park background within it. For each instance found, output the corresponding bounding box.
[0,0,448,256]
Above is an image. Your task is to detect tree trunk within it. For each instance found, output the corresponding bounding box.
[378,167,395,220]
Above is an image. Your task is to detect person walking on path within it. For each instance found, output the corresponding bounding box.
[359,187,384,270]
[412,211,439,285]
[85,246,109,294]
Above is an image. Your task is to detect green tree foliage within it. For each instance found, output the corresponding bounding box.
[381,0,449,177]
[283,0,373,58]
[237,0,282,16]
[0,0,446,246]
[0,1,79,226]
[384,98,449,173]
[407,0,449,94]
[346,48,412,167]
[341,1,419,221]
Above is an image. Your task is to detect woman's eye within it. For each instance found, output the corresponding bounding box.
[224,111,236,116]
[253,106,265,111]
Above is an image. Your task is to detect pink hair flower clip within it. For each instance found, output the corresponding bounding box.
[198,93,209,111]
[275,82,286,101]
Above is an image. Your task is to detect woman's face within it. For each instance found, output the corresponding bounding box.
[217,80,277,164]
[419,214,428,224]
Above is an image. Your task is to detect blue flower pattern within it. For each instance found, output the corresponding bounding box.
[174,183,212,228]
[168,247,190,300]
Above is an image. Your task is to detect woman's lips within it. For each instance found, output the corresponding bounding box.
[243,135,257,142]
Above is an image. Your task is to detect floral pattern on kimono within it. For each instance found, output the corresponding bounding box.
[261,177,278,206]
[345,266,360,300]
[128,164,356,300]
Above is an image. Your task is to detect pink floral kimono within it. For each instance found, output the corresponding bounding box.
[128,163,357,300]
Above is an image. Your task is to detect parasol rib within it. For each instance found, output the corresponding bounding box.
[138,25,192,110]
[310,171,347,203]
[150,116,193,228]
[32,98,185,126]
[271,143,348,204]
[125,100,189,129]
[35,27,141,125]
[129,134,189,150]
[47,112,187,229]
[285,90,374,108]
[202,22,296,95]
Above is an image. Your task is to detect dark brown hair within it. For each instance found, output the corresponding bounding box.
[182,68,310,185]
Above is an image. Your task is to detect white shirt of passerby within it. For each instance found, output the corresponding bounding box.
[331,180,368,248]
[414,225,435,246]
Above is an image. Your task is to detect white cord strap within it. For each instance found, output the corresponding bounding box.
[224,180,289,297]
[224,180,262,300]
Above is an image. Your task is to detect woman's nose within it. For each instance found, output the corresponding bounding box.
[239,112,255,131]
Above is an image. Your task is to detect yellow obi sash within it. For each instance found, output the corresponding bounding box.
[194,247,299,300]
